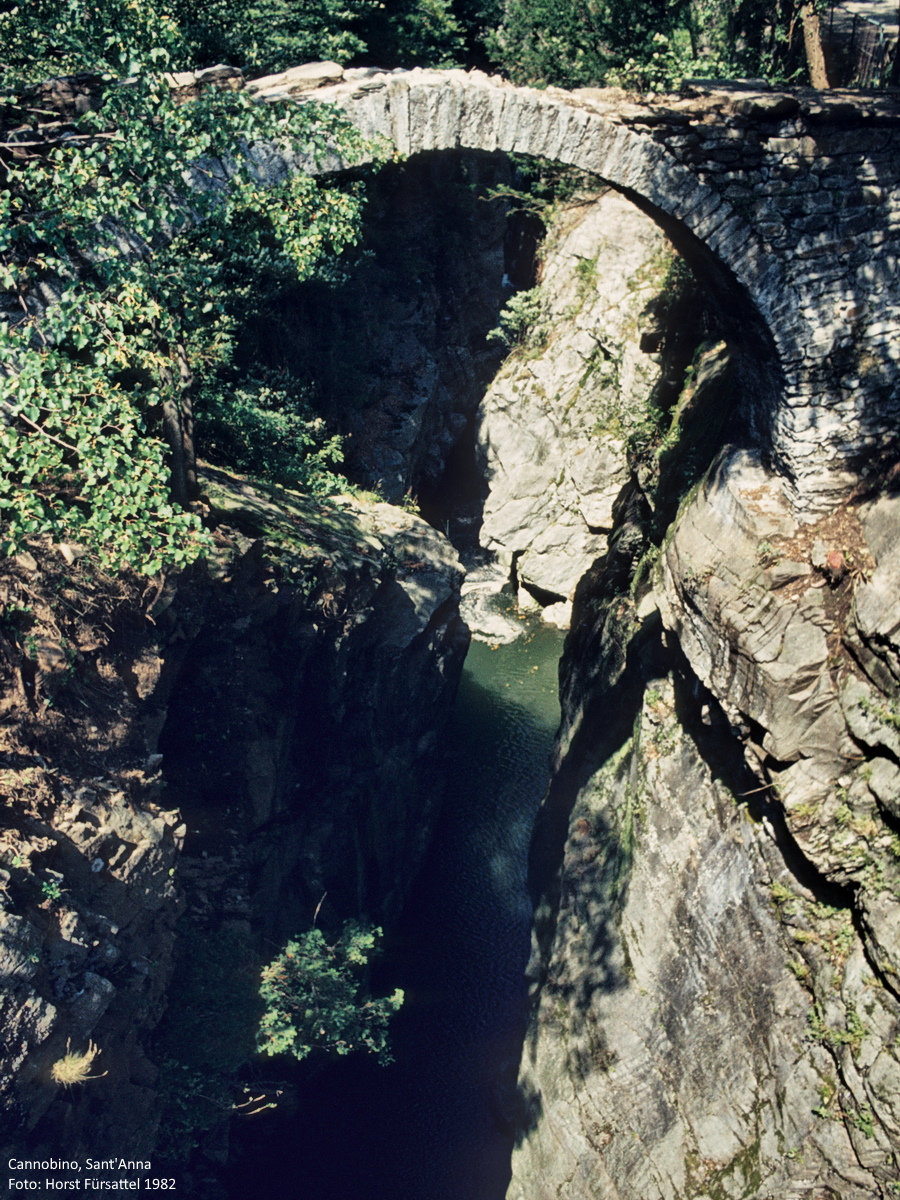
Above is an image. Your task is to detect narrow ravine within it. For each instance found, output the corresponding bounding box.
[370,612,565,1200]
[232,600,564,1200]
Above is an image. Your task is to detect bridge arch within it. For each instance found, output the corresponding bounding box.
[342,71,791,436]
[249,66,900,504]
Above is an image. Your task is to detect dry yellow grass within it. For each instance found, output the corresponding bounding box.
[51,1040,105,1086]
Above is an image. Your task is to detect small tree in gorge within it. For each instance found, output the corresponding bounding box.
[258,922,404,1062]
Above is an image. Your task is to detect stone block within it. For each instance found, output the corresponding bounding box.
[246,60,344,96]
[730,93,800,120]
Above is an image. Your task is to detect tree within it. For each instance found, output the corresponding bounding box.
[359,0,467,68]
[170,0,380,74]
[485,0,704,88]
[169,0,473,75]
[257,923,404,1062]
[0,0,379,573]
[485,0,807,89]
[485,0,613,86]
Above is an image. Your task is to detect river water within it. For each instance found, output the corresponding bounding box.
[246,603,564,1200]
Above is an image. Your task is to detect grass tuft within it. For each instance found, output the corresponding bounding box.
[51,1040,105,1086]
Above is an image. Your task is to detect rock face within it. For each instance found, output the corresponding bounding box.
[455,166,900,1200]
[336,154,510,502]
[513,678,870,1200]
[477,191,680,600]
[0,470,467,1162]
[254,153,515,505]
[509,448,900,1199]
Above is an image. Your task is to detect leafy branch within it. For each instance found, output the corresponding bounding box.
[0,2,384,573]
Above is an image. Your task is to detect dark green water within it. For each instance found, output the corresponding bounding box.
[361,610,565,1200]
[235,603,564,1200]
[382,616,564,1200]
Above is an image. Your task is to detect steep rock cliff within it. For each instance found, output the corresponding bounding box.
[477,191,670,601]
[474,188,720,613]
[511,450,900,1199]
[493,194,900,1198]
[0,468,467,1162]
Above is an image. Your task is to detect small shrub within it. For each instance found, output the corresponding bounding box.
[787,958,809,982]
[858,694,900,732]
[258,921,403,1063]
[807,1003,867,1057]
[852,1103,875,1139]
[487,287,550,352]
[40,878,63,904]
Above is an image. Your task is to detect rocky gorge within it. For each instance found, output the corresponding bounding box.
[0,468,468,1170]
[1,64,899,1200]
[488,188,900,1200]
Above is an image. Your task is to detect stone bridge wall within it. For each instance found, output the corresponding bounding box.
[248,66,900,508]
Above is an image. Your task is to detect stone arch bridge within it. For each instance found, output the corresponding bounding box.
[236,65,900,507]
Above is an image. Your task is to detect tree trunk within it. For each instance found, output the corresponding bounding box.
[160,341,198,508]
[801,2,832,87]
[175,341,198,502]
[161,391,188,509]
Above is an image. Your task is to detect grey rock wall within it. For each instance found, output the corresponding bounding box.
[313,154,512,503]
[511,675,874,1200]
[510,448,900,1199]
[476,192,672,601]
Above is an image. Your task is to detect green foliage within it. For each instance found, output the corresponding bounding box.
[807,1002,868,1057]
[170,0,379,73]
[812,1075,837,1119]
[485,156,599,220]
[454,0,504,58]
[485,0,614,87]
[258,921,403,1062]
[0,0,183,82]
[857,693,900,732]
[852,1103,875,1139]
[605,29,733,90]
[170,0,468,74]
[195,373,347,494]
[769,880,795,906]
[486,0,804,88]
[0,311,211,574]
[40,877,64,903]
[360,0,466,67]
[0,5,379,573]
[487,286,549,351]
